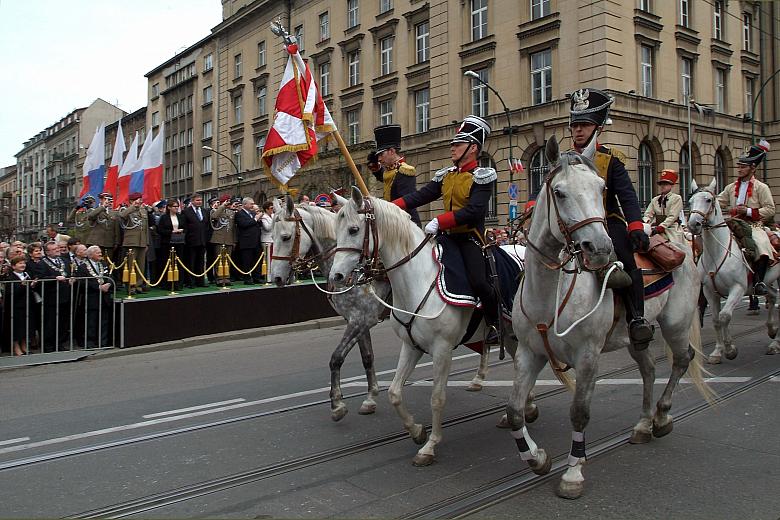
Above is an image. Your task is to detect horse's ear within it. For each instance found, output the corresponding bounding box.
[273,197,283,215]
[285,194,295,214]
[690,178,699,193]
[707,177,718,193]
[332,192,349,207]
[545,136,559,164]
[351,185,364,208]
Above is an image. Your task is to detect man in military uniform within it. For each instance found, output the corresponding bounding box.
[368,124,420,225]
[568,88,654,350]
[717,139,775,295]
[86,192,117,259]
[394,115,502,343]
[118,192,153,292]
[67,195,94,244]
[643,169,684,242]
[210,195,239,286]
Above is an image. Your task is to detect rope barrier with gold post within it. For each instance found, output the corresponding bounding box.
[124,248,136,298]
[167,247,179,295]
[218,245,231,290]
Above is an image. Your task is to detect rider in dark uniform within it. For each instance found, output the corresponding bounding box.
[393,115,501,343]
[368,124,421,225]
[567,88,654,350]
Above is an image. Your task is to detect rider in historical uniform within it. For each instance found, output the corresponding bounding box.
[643,169,684,242]
[717,139,775,295]
[393,115,502,343]
[568,88,654,350]
[368,124,420,225]
[210,195,239,286]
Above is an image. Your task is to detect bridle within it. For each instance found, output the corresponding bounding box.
[271,207,335,282]
[688,188,727,232]
[523,156,608,274]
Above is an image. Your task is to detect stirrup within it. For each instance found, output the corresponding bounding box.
[485,325,500,346]
[597,262,632,289]
[753,282,768,296]
[629,318,654,351]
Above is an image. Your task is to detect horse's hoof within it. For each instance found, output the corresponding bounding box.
[725,347,738,361]
[525,405,539,424]
[706,354,722,365]
[653,418,673,438]
[766,343,780,355]
[358,401,376,415]
[496,414,510,429]
[410,424,428,445]
[556,479,584,500]
[330,404,348,422]
[528,449,551,476]
[629,430,652,444]
[466,382,483,392]
[412,453,435,467]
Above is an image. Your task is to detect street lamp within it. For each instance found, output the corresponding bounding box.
[685,96,715,197]
[463,70,517,219]
[202,145,241,196]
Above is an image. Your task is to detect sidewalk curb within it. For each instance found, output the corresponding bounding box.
[90,315,348,359]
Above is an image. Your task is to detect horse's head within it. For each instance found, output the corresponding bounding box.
[687,177,719,235]
[537,135,613,270]
[270,194,315,286]
[329,186,374,286]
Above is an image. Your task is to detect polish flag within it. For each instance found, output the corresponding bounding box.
[115,130,145,206]
[104,120,126,198]
[79,123,106,198]
[141,123,164,205]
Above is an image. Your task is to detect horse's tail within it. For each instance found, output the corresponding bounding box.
[685,308,717,405]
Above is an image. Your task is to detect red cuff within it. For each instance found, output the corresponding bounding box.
[729,208,738,217]
[437,211,457,230]
[392,198,407,210]
[524,200,536,211]
[750,209,762,221]
[656,225,665,233]
[627,221,644,233]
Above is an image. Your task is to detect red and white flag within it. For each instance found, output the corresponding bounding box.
[104,119,126,198]
[262,43,336,187]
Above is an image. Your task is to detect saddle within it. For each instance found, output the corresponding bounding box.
[634,235,683,300]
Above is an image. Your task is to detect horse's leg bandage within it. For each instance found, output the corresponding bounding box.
[568,431,586,466]
[511,426,539,461]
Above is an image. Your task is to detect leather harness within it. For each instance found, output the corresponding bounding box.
[271,208,336,284]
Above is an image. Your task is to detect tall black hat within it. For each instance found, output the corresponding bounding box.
[451,115,491,149]
[737,139,770,167]
[569,88,614,127]
[373,124,402,154]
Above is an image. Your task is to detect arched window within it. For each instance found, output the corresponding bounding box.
[529,147,549,200]
[679,146,692,203]
[714,150,726,193]
[637,142,654,209]
[479,154,498,219]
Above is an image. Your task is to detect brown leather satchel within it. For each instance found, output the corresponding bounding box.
[644,234,686,272]
[767,230,780,251]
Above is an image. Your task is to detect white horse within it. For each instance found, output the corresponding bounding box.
[509,136,709,499]
[687,178,780,362]
[329,190,529,466]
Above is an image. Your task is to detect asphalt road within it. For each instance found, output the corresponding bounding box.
[1,300,778,519]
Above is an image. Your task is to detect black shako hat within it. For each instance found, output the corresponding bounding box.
[569,88,614,127]
[451,115,491,149]
[373,124,402,154]
[737,139,770,167]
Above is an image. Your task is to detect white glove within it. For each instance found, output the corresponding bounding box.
[424,218,439,234]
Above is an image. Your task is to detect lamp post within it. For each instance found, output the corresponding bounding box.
[685,96,716,197]
[463,70,516,219]
[750,68,780,145]
[203,145,241,197]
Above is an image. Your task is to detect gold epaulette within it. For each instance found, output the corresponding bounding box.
[397,163,416,176]
[608,147,626,163]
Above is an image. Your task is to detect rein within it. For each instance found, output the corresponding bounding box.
[271,208,336,281]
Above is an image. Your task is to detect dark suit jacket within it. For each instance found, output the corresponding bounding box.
[30,257,70,304]
[75,262,113,308]
[61,253,80,278]
[235,209,261,250]
[181,206,210,247]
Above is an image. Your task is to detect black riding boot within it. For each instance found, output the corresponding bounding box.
[619,269,654,350]
[753,256,769,296]
[481,290,502,346]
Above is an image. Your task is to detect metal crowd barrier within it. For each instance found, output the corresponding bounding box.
[1,276,117,357]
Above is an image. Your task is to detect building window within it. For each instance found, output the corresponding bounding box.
[680,0,689,28]
[470,69,489,117]
[294,25,304,55]
[681,57,692,101]
[471,0,487,41]
[319,12,329,41]
[640,45,653,97]
[379,99,393,125]
[165,136,171,152]
[743,13,752,51]
[320,62,331,96]
[151,83,159,97]
[232,143,242,172]
[347,0,359,28]
[172,133,178,148]
[179,131,185,148]
[529,148,549,197]
[234,53,243,78]
[714,150,726,193]
[531,0,550,20]
[715,68,726,112]
[255,135,266,163]
[639,0,651,13]
[348,50,360,86]
[234,94,243,124]
[637,142,654,209]
[204,53,213,71]
[256,85,267,116]
[415,88,430,133]
[187,95,193,112]
[203,155,212,174]
[257,41,266,67]
[165,104,172,120]
[187,129,193,145]
[380,0,392,13]
[530,49,552,105]
[415,21,429,63]
[713,0,723,40]
[203,85,213,104]
[203,120,212,139]
[679,146,692,202]
[380,36,393,75]
[172,101,179,118]
[745,76,755,116]
[152,111,160,127]
[346,109,360,145]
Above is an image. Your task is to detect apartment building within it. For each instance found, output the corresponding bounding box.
[146,0,778,222]
[0,165,18,240]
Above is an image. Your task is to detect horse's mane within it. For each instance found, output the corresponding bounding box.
[341,196,422,253]
[296,204,336,240]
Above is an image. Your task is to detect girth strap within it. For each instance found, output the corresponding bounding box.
[393,276,438,351]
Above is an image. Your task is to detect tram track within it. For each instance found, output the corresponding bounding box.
[63,322,766,519]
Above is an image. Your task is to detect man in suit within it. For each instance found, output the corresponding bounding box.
[61,237,82,277]
[76,245,113,348]
[34,241,73,351]
[181,194,210,288]
[235,196,262,284]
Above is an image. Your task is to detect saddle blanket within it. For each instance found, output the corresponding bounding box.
[432,235,522,316]
[635,253,674,299]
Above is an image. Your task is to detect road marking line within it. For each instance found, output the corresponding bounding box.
[770,376,780,382]
[369,377,753,387]
[0,437,29,447]
[142,399,247,419]
[339,349,487,383]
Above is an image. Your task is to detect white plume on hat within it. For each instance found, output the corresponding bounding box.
[758,138,770,152]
